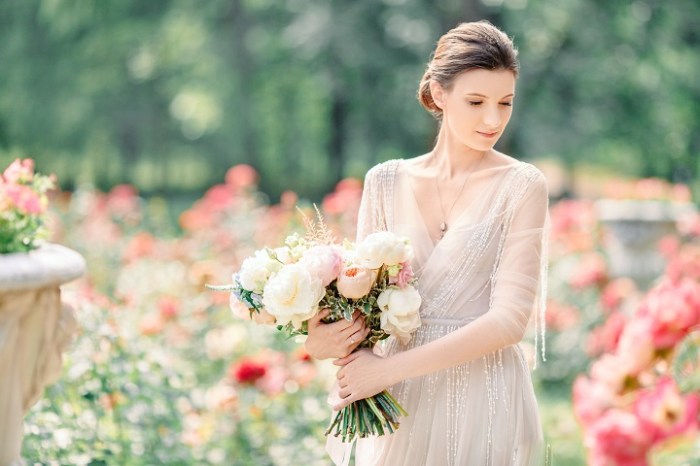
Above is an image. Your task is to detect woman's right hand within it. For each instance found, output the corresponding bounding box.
[305,308,370,360]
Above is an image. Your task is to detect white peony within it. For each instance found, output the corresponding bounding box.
[262,264,325,328]
[238,249,283,294]
[377,285,422,344]
[299,245,343,287]
[355,232,413,269]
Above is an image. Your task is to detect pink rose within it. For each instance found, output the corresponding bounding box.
[590,354,630,392]
[587,409,653,466]
[586,312,626,356]
[336,266,376,299]
[573,375,616,427]
[388,261,414,288]
[4,184,44,215]
[640,279,700,348]
[2,158,34,184]
[615,318,655,376]
[569,253,608,290]
[634,377,700,442]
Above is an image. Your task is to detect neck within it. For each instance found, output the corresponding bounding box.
[431,122,488,180]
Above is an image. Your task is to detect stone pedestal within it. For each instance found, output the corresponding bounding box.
[0,244,85,466]
[596,200,696,289]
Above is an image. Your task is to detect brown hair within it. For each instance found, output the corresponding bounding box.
[417,21,519,119]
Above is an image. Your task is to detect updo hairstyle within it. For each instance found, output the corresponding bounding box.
[417,21,519,119]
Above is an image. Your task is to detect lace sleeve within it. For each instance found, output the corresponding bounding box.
[355,164,389,242]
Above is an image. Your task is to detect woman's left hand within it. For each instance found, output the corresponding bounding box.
[332,349,396,410]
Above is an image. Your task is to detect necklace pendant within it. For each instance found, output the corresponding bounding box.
[439,222,447,234]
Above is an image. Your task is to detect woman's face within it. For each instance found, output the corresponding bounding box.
[431,69,516,152]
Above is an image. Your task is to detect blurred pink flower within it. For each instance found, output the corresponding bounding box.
[4,184,44,214]
[586,312,626,356]
[634,377,700,442]
[601,278,637,313]
[665,244,700,284]
[139,314,165,336]
[2,158,34,183]
[573,375,616,428]
[548,200,598,256]
[107,184,140,220]
[590,354,630,392]
[322,178,363,216]
[569,253,608,290]
[615,318,656,376]
[158,296,180,320]
[639,279,700,349]
[123,232,156,263]
[587,409,653,466]
[225,164,258,190]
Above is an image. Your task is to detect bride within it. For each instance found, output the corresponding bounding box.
[305,20,548,466]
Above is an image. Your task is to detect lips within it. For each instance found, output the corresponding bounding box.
[477,131,499,138]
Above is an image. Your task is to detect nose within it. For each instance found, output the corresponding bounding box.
[483,104,501,128]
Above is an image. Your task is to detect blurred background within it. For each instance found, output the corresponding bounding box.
[2,0,700,465]
[1,0,699,203]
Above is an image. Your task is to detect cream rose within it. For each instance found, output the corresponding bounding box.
[336,265,377,299]
[238,249,283,294]
[356,232,413,269]
[377,285,422,344]
[262,264,325,328]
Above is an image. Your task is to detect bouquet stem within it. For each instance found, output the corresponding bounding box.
[325,389,408,442]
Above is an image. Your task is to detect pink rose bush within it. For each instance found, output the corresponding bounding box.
[208,212,421,442]
[0,158,56,253]
[574,258,700,464]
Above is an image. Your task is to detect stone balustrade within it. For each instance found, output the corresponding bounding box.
[0,244,85,466]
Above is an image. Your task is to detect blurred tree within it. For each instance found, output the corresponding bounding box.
[0,0,697,200]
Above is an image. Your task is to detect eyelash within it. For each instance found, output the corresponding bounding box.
[468,101,513,107]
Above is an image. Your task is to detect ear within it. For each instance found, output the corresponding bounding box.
[429,80,446,110]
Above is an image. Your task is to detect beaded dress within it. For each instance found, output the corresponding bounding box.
[331,158,548,466]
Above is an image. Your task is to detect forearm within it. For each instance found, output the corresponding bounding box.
[385,313,523,385]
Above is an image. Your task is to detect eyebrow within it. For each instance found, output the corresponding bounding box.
[464,93,515,98]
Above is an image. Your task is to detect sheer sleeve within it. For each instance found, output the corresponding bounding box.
[487,168,549,357]
[355,164,389,243]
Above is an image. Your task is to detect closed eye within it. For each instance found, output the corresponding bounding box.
[468,101,483,106]
[500,102,513,107]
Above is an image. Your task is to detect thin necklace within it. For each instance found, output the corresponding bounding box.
[435,154,485,239]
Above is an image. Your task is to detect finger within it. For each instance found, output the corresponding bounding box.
[310,308,330,325]
[333,394,357,411]
[340,316,365,339]
[348,329,366,350]
[334,352,361,366]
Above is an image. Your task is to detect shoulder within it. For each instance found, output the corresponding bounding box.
[490,150,547,192]
[363,159,403,186]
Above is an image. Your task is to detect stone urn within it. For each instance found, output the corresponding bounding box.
[0,244,85,466]
[596,199,696,289]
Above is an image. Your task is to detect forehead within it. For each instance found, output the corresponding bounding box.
[450,69,516,96]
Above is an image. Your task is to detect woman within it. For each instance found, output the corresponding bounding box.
[306,20,548,466]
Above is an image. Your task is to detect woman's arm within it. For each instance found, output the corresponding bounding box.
[334,170,549,409]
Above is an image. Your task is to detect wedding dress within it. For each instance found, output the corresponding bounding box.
[331,158,548,466]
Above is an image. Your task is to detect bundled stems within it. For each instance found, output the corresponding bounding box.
[325,389,408,442]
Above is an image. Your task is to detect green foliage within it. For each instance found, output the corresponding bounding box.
[0,1,698,198]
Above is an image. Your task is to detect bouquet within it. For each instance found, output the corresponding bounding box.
[0,158,56,254]
[208,209,422,441]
